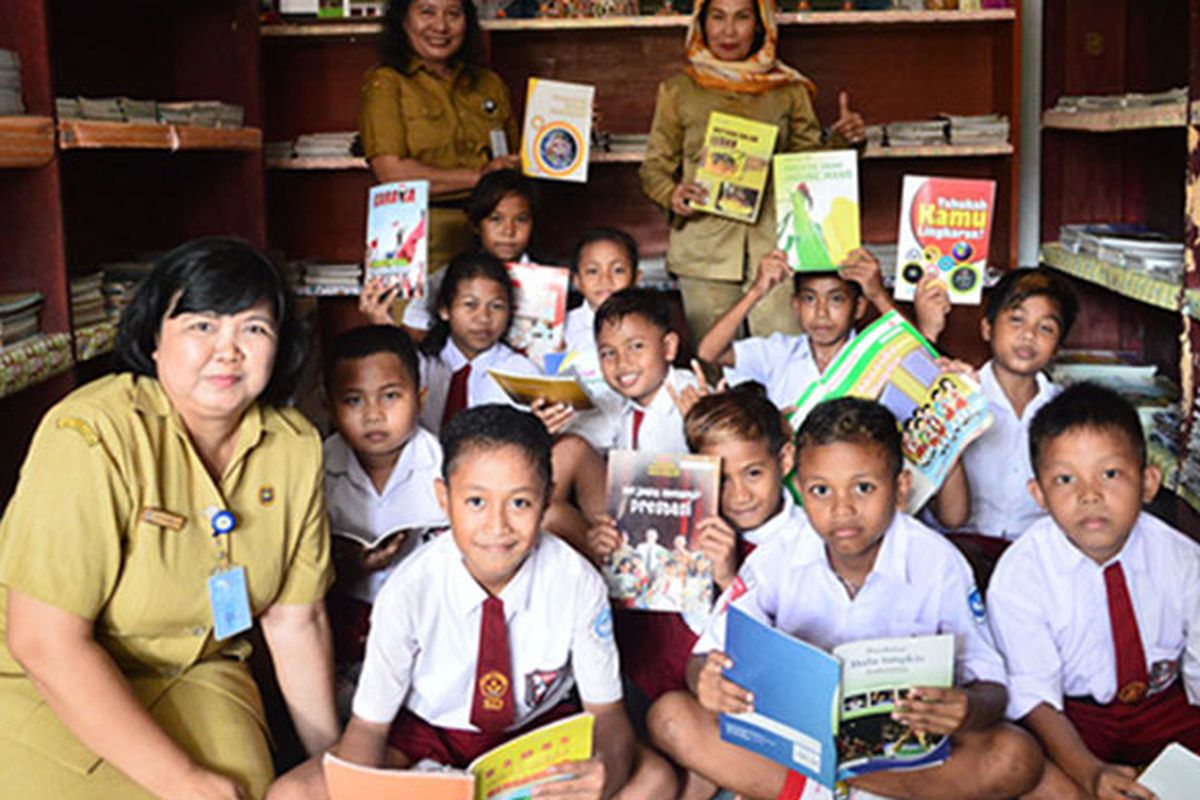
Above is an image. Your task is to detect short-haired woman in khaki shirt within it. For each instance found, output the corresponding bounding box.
[359,0,521,283]
[0,239,338,798]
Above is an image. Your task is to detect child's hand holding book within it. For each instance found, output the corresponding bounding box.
[890,686,969,737]
[696,651,754,716]
[585,515,622,565]
[694,517,738,592]
[359,276,402,326]
[531,756,606,799]
[530,396,575,436]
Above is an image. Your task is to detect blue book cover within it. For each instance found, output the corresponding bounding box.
[720,607,954,786]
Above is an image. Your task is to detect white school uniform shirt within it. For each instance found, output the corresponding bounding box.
[323,429,448,603]
[696,512,1006,688]
[961,361,1060,539]
[403,253,531,331]
[987,512,1200,721]
[560,303,625,451]
[419,339,541,435]
[728,332,826,410]
[610,367,698,454]
[352,532,623,731]
[741,491,806,550]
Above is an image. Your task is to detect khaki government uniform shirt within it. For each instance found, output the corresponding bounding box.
[0,374,332,797]
[359,62,518,271]
[639,72,824,283]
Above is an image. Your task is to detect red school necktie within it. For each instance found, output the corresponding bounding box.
[441,363,471,430]
[1103,562,1149,704]
[470,596,515,732]
[631,408,645,449]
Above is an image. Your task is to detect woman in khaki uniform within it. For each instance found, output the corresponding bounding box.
[358,0,520,292]
[0,239,338,799]
[640,0,866,342]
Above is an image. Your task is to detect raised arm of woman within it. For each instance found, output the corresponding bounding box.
[7,591,246,800]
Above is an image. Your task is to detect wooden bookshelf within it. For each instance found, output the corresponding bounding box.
[261,8,1015,37]
[173,125,262,151]
[1042,103,1187,132]
[1040,243,1182,313]
[59,119,263,152]
[0,116,55,167]
[862,142,1013,159]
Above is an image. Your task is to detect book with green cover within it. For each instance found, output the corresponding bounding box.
[692,112,778,224]
[773,150,860,271]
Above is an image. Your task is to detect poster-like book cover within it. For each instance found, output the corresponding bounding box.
[506,261,570,368]
[773,150,860,271]
[521,78,594,184]
[692,111,778,224]
[893,176,995,305]
[603,450,720,619]
[365,180,428,299]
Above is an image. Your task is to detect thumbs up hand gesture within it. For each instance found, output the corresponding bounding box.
[829,90,866,146]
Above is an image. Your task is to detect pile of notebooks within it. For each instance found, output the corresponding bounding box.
[0,49,24,116]
[299,263,362,295]
[881,119,948,148]
[100,258,156,317]
[874,114,1010,149]
[944,114,1010,146]
[56,97,245,128]
[1050,87,1187,113]
[293,132,360,159]
[70,272,109,329]
[1059,223,1185,280]
[0,292,43,349]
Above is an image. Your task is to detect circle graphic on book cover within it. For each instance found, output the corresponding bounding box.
[533,122,583,176]
[950,266,978,293]
[952,241,974,262]
[901,263,924,285]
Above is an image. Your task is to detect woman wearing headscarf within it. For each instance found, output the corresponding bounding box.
[640,0,865,341]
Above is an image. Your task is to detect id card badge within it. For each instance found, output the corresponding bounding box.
[489,128,509,158]
[207,566,252,640]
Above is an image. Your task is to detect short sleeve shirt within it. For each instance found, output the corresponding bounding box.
[419,340,542,435]
[697,513,1005,688]
[728,332,825,410]
[353,532,622,730]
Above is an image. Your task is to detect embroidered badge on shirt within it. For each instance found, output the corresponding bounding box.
[968,587,987,624]
[592,606,613,640]
[479,670,510,711]
[525,666,565,707]
[57,417,99,446]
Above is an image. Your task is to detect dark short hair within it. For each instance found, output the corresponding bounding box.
[116,237,305,406]
[593,287,671,339]
[570,227,640,275]
[1029,382,1145,475]
[696,0,766,59]
[685,382,789,454]
[440,404,553,492]
[795,397,903,477]
[324,324,421,392]
[985,267,1078,339]
[467,169,537,230]
[380,0,483,73]
[792,270,863,300]
[422,251,516,357]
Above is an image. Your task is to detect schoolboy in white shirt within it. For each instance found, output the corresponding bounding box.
[269,405,676,799]
[987,382,1200,800]
[697,248,893,411]
[647,398,1043,800]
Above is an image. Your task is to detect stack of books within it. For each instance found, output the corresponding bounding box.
[100,259,155,317]
[864,124,885,149]
[56,97,245,128]
[1059,223,1185,280]
[0,292,43,349]
[299,263,362,295]
[70,272,109,329]
[1051,87,1187,113]
[294,132,360,159]
[159,101,245,128]
[943,114,1010,146]
[265,140,295,160]
[0,50,23,116]
[883,119,948,147]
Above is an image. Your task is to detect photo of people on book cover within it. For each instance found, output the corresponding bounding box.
[602,450,719,618]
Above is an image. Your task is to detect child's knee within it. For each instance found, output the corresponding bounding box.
[618,743,679,800]
[980,723,1045,797]
[645,690,703,755]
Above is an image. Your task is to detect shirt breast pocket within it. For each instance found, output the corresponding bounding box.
[400,100,447,157]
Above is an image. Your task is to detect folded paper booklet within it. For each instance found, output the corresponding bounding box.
[720,607,954,787]
[893,176,995,305]
[692,112,778,224]
[365,180,429,299]
[784,310,993,512]
[773,150,860,271]
[324,712,594,800]
[521,78,593,184]
[603,450,720,623]
[488,369,593,410]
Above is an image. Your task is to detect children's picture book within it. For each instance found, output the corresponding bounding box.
[487,368,594,411]
[521,78,594,184]
[1138,742,1200,800]
[784,310,993,512]
[893,176,995,305]
[365,180,429,299]
[773,150,860,271]
[720,607,954,787]
[324,712,594,800]
[506,262,570,368]
[692,112,778,224]
[603,451,720,621]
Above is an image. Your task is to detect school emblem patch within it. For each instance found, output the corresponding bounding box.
[259,485,276,506]
[1148,659,1179,696]
[479,670,510,711]
[592,606,613,641]
[525,666,565,707]
[968,588,986,624]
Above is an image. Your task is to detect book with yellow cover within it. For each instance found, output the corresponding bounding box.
[692,111,778,224]
[773,150,860,271]
[488,368,594,410]
[324,712,594,800]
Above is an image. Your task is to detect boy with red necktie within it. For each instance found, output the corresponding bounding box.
[988,383,1200,800]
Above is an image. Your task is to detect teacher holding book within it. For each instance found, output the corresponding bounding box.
[639,0,866,341]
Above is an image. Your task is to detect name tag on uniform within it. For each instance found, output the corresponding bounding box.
[140,506,187,531]
[207,566,252,640]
